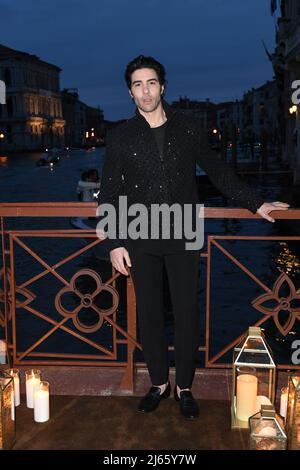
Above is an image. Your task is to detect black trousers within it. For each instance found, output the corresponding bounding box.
[126,240,200,389]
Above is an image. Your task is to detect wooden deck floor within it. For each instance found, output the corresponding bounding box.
[12,395,249,451]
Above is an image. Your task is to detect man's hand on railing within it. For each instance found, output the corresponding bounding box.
[110,247,132,276]
[256,201,290,223]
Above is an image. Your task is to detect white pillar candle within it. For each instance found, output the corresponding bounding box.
[236,373,258,421]
[280,387,288,419]
[5,369,20,407]
[10,388,15,421]
[13,374,20,407]
[0,339,6,364]
[255,395,272,414]
[257,425,277,437]
[25,369,41,408]
[34,381,49,423]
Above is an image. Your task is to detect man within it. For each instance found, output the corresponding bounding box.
[98,55,289,419]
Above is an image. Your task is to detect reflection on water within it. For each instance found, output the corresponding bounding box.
[274,242,300,277]
[0,156,8,166]
[0,148,105,204]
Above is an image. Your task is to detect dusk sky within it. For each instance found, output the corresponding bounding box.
[0,0,277,120]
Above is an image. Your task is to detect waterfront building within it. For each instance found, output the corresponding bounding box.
[272,0,300,183]
[61,88,86,148]
[0,44,65,151]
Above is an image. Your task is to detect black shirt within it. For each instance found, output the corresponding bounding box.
[152,121,167,159]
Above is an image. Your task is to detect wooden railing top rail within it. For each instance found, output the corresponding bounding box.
[0,203,300,219]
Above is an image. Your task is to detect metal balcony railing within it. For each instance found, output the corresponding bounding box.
[1,202,300,392]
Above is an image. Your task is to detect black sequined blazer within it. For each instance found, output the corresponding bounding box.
[98,100,264,251]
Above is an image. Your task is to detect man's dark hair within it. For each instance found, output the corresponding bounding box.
[124,55,166,89]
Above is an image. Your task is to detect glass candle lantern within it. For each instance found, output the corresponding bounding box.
[286,374,300,450]
[0,370,16,450]
[249,405,287,450]
[231,326,276,429]
[5,369,20,407]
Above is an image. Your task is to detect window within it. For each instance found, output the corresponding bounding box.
[7,126,12,144]
[4,68,12,86]
[6,97,13,117]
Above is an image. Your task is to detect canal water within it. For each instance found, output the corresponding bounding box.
[0,149,299,367]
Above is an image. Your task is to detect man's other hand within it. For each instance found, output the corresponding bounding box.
[256,201,290,223]
[110,247,132,276]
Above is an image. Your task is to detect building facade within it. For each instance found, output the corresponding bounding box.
[171,96,217,135]
[273,0,300,183]
[241,80,279,166]
[61,88,87,148]
[86,105,105,146]
[0,44,65,151]
[61,89,105,148]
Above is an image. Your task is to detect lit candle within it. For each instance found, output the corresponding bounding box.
[236,373,258,421]
[25,369,41,408]
[255,395,272,414]
[5,369,20,407]
[0,339,6,364]
[10,388,15,421]
[257,425,277,437]
[280,387,288,420]
[34,381,49,423]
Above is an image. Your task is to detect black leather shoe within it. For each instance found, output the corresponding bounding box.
[174,387,199,419]
[138,382,171,413]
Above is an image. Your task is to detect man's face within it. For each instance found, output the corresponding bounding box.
[129,68,164,113]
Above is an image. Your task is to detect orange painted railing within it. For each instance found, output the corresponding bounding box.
[1,203,300,392]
